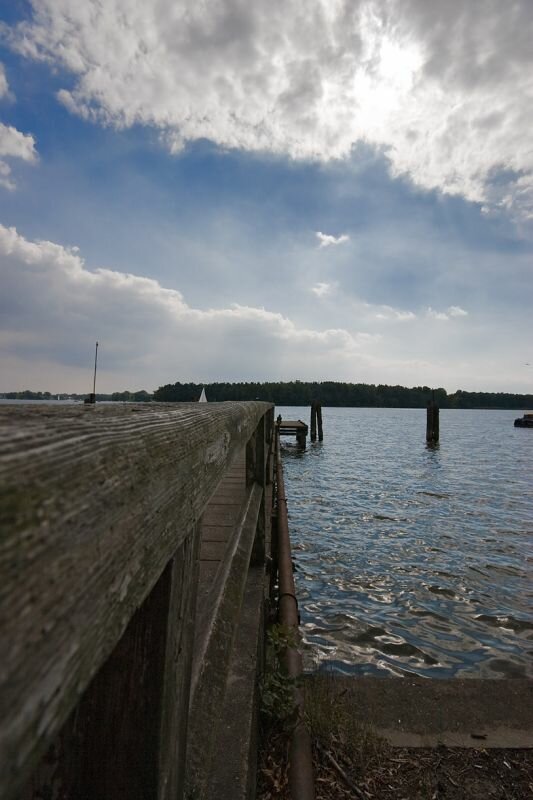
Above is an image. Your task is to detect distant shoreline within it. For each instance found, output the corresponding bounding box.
[3,399,530,413]
[2,379,532,411]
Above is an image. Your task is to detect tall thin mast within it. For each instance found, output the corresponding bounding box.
[93,341,99,396]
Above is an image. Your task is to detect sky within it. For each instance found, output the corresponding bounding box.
[0,0,532,394]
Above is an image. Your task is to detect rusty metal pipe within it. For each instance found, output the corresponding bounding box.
[275,426,315,800]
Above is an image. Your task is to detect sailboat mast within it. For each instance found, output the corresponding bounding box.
[93,341,99,396]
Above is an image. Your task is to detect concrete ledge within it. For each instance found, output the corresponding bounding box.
[306,675,533,748]
[207,566,266,800]
[186,484,263,797]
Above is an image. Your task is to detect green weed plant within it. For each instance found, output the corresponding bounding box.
[260,624,301,728]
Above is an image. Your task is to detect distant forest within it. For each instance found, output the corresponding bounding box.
[4,383,532,408]
[153,381,533,409]
[2,390,152,402]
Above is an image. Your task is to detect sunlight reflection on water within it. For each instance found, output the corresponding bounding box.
[277,407,533,679]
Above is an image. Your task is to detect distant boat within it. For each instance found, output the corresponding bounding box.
[514,412,533,428]
[198,387,207,403]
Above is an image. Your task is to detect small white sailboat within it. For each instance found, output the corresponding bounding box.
[198,387,207,402]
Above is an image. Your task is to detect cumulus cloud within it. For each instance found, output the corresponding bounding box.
[426,308,448,321]
[373,304,416,322]
[311,281,333,297]
[447,305,468,318]
[0,64,8,98]
[0,161,13,190]
[0,224,527,392]
[0,65,38,189]
[426,305,468,321]
[0,223,376,390]
[316,232,350,248]
[0,123,36,162]
[6,0,533,217]
[0,123,37,190]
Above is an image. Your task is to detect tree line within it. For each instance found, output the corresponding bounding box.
[2,390,152,402]
[4,383,531,408]
[153,381,533,409]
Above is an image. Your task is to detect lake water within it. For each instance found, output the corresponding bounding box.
[276,407,532,679]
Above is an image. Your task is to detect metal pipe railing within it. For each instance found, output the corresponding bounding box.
[275,425,315,800]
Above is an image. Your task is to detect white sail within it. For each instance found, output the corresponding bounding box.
[198,387,207,402]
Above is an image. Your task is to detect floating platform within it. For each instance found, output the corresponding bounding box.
[278,418,308,446]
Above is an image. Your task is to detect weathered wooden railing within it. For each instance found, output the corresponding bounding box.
[0,401,274,800]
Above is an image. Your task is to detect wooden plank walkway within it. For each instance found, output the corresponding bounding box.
[196,449,247,612]
[191,446,274,800]
[187,446,264,797]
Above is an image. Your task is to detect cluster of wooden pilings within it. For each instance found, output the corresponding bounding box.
[277,401,323,447]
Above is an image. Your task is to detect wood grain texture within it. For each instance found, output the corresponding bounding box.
[24,557,175,800]
[0,401,272,800]
[158,534,200,800]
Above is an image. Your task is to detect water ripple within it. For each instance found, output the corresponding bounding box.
[278,407,533,679]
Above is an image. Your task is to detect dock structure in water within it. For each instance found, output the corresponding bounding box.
[277,416,309,446]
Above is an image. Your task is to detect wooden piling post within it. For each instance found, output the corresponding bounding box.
[85,341,98,404]
[296,428,306,447]
[426,393,439,444]
[310,400,323,442]
[316,402,323,442]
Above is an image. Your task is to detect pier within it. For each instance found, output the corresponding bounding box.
[2,402,532,800]
[0,402,282,800]
[277,417,309,446]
